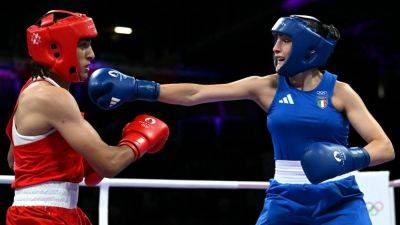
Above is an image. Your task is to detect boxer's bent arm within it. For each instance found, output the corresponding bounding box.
[336,82,395,166]
[39,87,134,177]
[158,75,272,106]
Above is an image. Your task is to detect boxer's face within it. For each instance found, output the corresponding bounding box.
[273,34,292,71]
[77,39,95,81]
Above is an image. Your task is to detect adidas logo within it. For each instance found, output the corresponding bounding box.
[278,94,294,104]
[109,97,121,108]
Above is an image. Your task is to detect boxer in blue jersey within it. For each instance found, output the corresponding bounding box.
[87,15,395,224]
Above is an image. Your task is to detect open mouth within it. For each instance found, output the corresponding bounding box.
[84,65,90,73]
[274,56,286,67]
[276,56,285,63]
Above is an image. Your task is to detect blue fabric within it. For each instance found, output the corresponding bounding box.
[267,71,349,160]
[255,176,372,225]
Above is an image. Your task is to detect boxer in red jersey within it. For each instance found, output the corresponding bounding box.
[5,10,169,225]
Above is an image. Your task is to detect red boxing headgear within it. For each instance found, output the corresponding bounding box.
[27,10,97,82]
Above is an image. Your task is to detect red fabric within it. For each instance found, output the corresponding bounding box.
[5,79,84,188]
[118,114,169,158]
[11,131,84,188]
[83,159,103,186]
[5,79,35,143]
[6,206,92,225]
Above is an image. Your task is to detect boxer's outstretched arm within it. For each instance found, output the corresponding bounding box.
[158,75,274,106]
[87,68,277,110]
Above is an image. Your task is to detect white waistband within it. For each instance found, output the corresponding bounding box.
[274,160,357,184]
[13,181,79,209]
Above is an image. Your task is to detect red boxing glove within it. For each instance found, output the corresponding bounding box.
[83,159,104,186]
[119,114,169,159]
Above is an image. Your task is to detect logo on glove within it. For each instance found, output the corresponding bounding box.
[108,70,121,78]
[333,150,345,164]
[144,118,156,124]
[109,97,121,108]
[108,70,129,81]
[139,117,156,128]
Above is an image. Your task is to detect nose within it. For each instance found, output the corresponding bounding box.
[273,40,281,54]
[87,46,95,61]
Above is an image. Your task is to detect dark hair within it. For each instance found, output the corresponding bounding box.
[297,16,341,41]
[30,60,52,79]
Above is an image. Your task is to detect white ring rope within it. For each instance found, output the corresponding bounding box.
[1,175,399,225]
[1,175,399,188]
[98,178,270,189]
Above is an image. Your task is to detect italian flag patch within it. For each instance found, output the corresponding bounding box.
[317,97,328,109]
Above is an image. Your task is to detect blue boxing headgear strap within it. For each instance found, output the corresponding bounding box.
[271,15,337,77]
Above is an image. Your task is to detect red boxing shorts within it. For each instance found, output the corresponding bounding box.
[6,206,92,225]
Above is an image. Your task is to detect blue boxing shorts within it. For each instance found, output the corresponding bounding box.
[255,176,372,225]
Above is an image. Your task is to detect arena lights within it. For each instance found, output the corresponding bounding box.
[113,26,133,35]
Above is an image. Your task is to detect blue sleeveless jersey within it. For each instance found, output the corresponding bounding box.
[267,71,349,160]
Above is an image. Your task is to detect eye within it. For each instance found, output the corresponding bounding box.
[78,39,91,49]
[282,38,291,43]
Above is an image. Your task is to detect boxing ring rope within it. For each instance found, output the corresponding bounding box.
[1,175,399,225]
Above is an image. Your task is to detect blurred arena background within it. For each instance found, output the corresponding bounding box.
[1,1,399,224]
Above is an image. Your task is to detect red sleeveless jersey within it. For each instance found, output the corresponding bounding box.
[5,79,84,188]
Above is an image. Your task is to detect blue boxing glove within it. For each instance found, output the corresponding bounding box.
[88,68,160,110]
[301,142,371,184]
